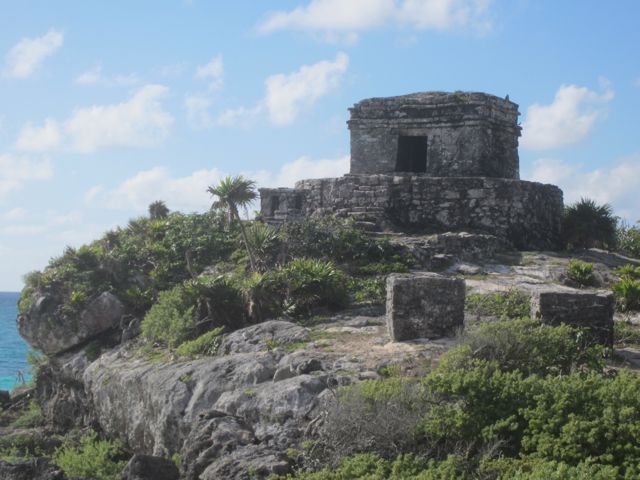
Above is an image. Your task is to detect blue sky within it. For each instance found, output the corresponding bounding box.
[1,0,639,291]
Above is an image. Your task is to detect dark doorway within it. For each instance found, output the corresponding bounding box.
[269,195,280,215]
[396,135,427,173]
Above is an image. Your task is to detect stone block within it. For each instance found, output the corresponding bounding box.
[386,273,465,341]
[530,288,614,346]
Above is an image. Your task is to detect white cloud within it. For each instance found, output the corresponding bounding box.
[90,166,225,213]
[2,207,28,220]
[75,64,140,87]
[255,155,350,187]
[3,30,63,78]
[524,155,640,221]
[15,118,62,151]
[217,52,348,127]
[184,94,214,128]
[0,154,53,198]
[521,83,614,150]
[89,154,349,214]
[64,84,174,153]
[257,0,492,41]
[195,55,224,90]
[14,85,173,154]
[215,105,263,128]
[265,52,348,125]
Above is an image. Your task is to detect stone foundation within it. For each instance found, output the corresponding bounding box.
[530,288,614,346]
[261,174,563,250]
[386,273,465,341]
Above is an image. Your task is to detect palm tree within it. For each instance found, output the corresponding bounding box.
[563,198,617,250]
[148,200,170,220]
[208,175,258,271]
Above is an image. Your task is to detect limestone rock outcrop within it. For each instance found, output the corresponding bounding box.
[17,292,124,355]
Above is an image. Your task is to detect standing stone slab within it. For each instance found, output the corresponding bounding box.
[386,273,465,341]
[530,288,614,346]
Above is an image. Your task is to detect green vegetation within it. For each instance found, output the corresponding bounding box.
[614,321,640,347]
[615,264,640,279]
[563,198,617,250]
[208,175,259,271]
[612,276,640,312]
[616,221,640,259]
[566,259,594,286]
[10,400,43,428]
[465,289,531,318]
[52,432,127,480]
[176,327,224,357]
[562,198,617,250]
[19,210,410,359]
[148,200,170,220]
[281,320,639,479]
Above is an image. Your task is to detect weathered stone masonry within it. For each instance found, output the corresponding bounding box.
[260,91,564,250]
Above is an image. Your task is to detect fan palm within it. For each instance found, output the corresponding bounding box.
[148,200,170,220]
[207,175,258,270]
[563,198,617,249]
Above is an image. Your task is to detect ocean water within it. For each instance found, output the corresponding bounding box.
[0,292,31,391]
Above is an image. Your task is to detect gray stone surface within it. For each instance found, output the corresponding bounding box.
[530,288,614,346]
[17,292,124,355]
[386,273,465,341]
[219,320,310,354]
[119,454,179,480]
[348,92,520,178]
[0,458,67,480]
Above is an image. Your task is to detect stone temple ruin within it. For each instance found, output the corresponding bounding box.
[260,91,564,250]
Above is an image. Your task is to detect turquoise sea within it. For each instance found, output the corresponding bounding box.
[0,292,31,391]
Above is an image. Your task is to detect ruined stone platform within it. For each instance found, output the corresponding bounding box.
[261,174,562,250]
[260,91,565,252]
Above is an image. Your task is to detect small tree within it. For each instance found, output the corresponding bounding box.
[563,198,617,250]
[207,176,258,271]
[148,200,170,220]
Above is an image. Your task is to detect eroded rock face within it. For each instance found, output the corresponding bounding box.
[18,292,124,355]
[0,458,67,480]
[120,454,179,480]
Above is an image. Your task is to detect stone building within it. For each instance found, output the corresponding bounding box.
[260,91,564,250]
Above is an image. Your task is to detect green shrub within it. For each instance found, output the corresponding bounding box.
[52,432,127,480]
[566,259,594,286]
[314,377,428,466]
[347,276,386,305]
[465,289,531,318]
[615,264,640,280]
[612,276,640,311]
[616,221,640,259]
[176,327,224,357]
[10,400,43,428]
[563,198,617,250]
[277,453,468,480]
[614,321,640,347]
[453,318,604,376]
[253,258,350,319]
[141,284,196,348]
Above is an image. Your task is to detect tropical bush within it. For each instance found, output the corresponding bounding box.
[52,432,127,480]
[616,221,640,259]
[566,259,594,286]
[284,320,638,479]
[465,289,531,319]
[141,284,197,348]
[615,264,640,280]
[612,276,640,311]
[562,198,617,250]
[176,327,224,357]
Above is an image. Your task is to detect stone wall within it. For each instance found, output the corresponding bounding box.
[277,174,563,250]
[348,92,520,179]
